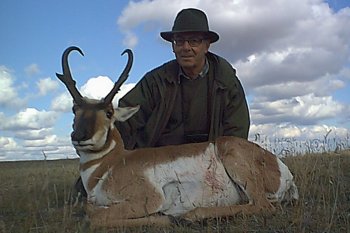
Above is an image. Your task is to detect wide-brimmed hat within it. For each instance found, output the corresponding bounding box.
[160,8,219,43]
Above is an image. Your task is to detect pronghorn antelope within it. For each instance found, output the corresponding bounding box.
[57,46,298,228]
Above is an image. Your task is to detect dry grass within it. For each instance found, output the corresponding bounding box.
[0,150,349,233]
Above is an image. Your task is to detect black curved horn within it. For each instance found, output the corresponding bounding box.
[56,46,84,105]
[104,49,133,104]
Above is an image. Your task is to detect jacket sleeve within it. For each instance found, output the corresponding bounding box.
[214,55,250,139]
[115,74,157,149]
[207,53,250,140]
[222,76,250,139]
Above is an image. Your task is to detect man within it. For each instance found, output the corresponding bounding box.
[116,8,250,149]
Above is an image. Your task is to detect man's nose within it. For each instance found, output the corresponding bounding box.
[182,40,192,49]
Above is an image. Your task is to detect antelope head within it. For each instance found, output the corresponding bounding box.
[56,46,139,153]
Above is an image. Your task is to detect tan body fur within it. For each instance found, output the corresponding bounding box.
[76,114,298,227]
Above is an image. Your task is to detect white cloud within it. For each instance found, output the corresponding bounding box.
[0,108,58,131]
[1,1,350,161]
[51,92,72,112]
[0,137,18,150]
[0,108,76,160]
[338,67,350,80]
[0,65,25,108]
[250,124,350,144]
[117,0,350,91]
[249,123,349,155]
[117,83,135,102]
[122,31,139,48]
[80,76,115,99]
[25,63,40,76]
[14,128,54,140]
[234,46,345,88]
[0,135,77,161]
[117,0,350,134]
[23,134,58,147]
[52,76,136,113]
[0,112,5,122]
[74,75,135,106]
[117,0,193,47]
[36,77,60,96]
[250,93,345,125]
[252,75,346,101]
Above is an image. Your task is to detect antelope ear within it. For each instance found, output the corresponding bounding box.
[114,105,140,122]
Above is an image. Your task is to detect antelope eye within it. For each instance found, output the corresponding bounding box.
[106,110,113,119]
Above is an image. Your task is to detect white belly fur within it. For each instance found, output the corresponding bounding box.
[145,143,241,216]
[81,164,115,206]
[275,158,299,202]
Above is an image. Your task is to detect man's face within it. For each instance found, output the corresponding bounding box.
[172,32,210,74]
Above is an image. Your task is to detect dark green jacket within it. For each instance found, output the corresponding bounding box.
[116,52,250,149]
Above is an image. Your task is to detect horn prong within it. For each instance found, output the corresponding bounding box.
[104,49,133,104]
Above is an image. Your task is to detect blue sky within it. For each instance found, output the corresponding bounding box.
[1,0,350,161]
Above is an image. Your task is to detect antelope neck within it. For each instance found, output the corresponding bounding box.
[79,139,116,170]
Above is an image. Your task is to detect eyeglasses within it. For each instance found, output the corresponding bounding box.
[172,38,205,47]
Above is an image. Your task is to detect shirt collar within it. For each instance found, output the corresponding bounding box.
[178,58,209,83]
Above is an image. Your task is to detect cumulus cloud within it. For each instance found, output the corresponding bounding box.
[249,123,350,155]
[0,109,76,160]
[14,128,54,140]
[80,76,115,99]
[117,0,350,85]
[0,135,77,161]
[1,0,349,160]
[234,46,346,88]
[117,0,350,140]
[52,76,136,113]
[23,135,58,147]
[0,108,76,160]
[340,67,350,80]
[250,93,344,125]
[250,124,350,143]
[0,66,26,108]
[72,75,135,105]
[36,77,60,96]
[25,63,40,76]
[252,75,345,101]
[117,0,183,48]
[122,31,139,48]
[0,137,18,150]
[0,108,58,131]
[51,92,72,112]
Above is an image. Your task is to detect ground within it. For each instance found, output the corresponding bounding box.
[0,150,349,232]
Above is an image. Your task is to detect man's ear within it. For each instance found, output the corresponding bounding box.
[205,40,210,53]
[114,105,140,122]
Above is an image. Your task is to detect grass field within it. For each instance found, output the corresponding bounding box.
[0,151,349,233]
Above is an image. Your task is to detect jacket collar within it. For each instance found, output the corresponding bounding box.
[163,52,231,89]
[177,58,209,83]
[163,60,179,84]
[206,52,231,89]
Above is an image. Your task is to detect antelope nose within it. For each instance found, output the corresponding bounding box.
[71,131,78,141]
[71,130,88,142]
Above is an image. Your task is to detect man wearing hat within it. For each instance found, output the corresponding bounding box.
[116,8,250,149]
